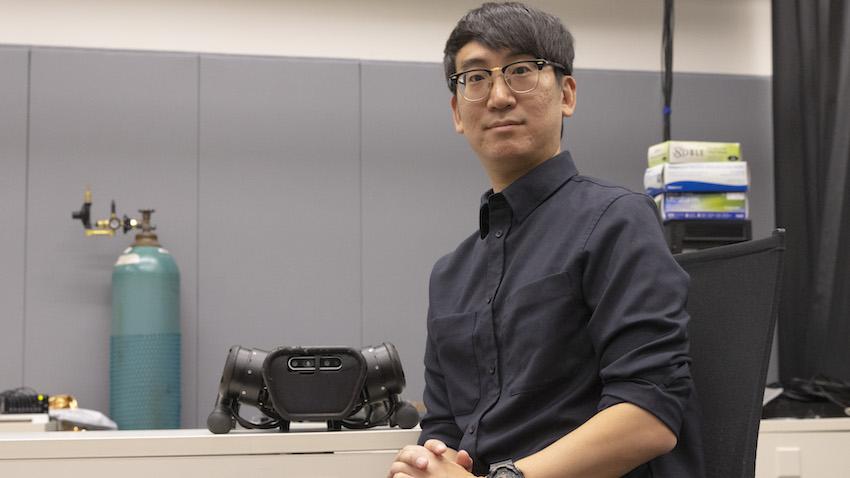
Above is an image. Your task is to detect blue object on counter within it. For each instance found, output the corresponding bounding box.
[111,244,180,429]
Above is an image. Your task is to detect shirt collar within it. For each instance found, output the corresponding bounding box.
[479,150,579,239]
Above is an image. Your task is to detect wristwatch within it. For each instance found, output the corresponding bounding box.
[487,459,525,478]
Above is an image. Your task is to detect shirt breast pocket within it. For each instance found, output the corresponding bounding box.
[500,271,592,395]
[428,311,481,415]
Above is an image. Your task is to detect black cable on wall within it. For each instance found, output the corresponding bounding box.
[662,0,674,141]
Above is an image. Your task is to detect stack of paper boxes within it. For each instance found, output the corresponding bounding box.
[644,141,748,221]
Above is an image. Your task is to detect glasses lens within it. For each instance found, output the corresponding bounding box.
[505,61,539,93]
[460,70,490,101]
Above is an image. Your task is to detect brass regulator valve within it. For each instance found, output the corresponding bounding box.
[71,187,144,237]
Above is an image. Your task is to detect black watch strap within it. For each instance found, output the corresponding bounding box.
[487,459,525,478]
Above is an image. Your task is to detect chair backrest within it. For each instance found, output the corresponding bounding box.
[674,229,785,478]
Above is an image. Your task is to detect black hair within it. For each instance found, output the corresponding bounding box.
[443,2,575,93]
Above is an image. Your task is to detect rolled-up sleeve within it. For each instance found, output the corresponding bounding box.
[582,193,693,436]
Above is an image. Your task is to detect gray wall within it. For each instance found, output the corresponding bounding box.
[0,45,774,428]
[0,48,28,392]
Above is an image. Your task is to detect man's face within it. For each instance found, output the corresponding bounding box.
[450,41,576,175]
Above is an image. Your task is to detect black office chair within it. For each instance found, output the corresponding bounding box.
[674,229,785,478]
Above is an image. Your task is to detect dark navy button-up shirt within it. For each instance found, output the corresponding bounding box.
[419,151,704,477]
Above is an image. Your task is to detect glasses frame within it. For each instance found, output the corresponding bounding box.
[449,58,569,102]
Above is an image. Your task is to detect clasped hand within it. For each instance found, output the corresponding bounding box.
[388,439,477,478]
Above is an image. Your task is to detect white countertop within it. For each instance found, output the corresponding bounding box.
[759,417,850,433]
[0,425,421,459]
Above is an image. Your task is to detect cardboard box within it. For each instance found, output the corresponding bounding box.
[644,161,749,196]
[648,140,742,167]
[654,192,748,220]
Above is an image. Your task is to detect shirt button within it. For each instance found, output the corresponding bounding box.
[488,366,496,375]
[495,230,503,238]
[467,425,476,434]
[486,296,492,304]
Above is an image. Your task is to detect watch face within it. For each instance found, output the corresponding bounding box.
[493,468,518,478]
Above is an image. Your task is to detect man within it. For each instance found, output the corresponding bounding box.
[389,3,704,477]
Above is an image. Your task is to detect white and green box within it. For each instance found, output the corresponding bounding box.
[654,192,748,220]
[648,140,742,167]
[644,161,749,196]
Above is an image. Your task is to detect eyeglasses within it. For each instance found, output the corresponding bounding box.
[449,59,569,102]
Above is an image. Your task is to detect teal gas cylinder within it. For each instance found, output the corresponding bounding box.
[110,211,180,429]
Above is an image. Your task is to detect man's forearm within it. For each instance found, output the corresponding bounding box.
[515,402,677,478]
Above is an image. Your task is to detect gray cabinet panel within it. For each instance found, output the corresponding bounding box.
[566,69,662,191]
[197,56,361,425]
[26,48,199,426]
[360,62,489,403]
[0,47,29,391]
